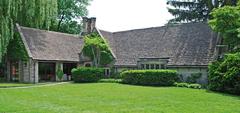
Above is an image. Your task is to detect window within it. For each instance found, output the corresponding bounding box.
[161,64,166,69]
[146,64,149,69]
[156,64,160,69]
[141,64,145,69]
[104,68,110,76]
[24,62,28,67]
[150,64,154,69]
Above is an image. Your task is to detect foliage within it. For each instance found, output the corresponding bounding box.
[188,83,202,89]
[71,67,104,83]
[208,52,240,95]
[167,0,237,23]
[174,82,202,89]
[0,0,58,62]
[98,79,122,83]
[174,82,189,87]
[82,33,114,67]
[56,64,64,81]
[209,4,240,52]
[51,0,91,34]
[167,0,214,23]
[6,33,28,61]
[121,70,178,86]
[186,73,202,83]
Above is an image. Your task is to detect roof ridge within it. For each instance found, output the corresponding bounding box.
[112,22,208,34]
[20,26,81,38]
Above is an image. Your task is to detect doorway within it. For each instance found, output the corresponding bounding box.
[63,63,77,80]
[39,62,56,82]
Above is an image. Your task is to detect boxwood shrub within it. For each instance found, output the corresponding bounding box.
[71,67,104,83]
[121,70,178,86]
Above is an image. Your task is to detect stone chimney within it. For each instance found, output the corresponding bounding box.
[82,17,96,35]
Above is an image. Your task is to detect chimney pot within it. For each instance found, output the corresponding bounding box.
[81,17,96,36]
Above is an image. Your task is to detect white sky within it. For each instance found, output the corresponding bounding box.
[87,0,174,32]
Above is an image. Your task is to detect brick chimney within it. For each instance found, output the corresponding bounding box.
[82,17,96,35]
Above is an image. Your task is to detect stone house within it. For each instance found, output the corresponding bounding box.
[5,17,219,83]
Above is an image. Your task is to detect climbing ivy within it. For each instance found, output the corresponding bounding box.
[6,33,28,61]
[82,33,114,67]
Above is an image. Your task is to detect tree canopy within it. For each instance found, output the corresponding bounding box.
[51,0,91,34]
[208,1,240,52]
[0,0,58,62]
[167,0,237,23]
[82,33,114,67]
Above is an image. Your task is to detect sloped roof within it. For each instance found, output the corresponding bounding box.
[100,23,218,66]
[18,26,84,62]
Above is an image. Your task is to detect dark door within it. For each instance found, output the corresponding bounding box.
[39,62,56,82]
[63,63,77,80]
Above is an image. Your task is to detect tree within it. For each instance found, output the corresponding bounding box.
[167,0,237,23]
[208,2,240,52]
[82,33,114,67]
[51,0,91,34]
[0,0,58,62]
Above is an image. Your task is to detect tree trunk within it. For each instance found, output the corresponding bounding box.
[57,13,65,31]
[91,46,97,67]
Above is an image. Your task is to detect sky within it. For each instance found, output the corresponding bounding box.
[87,0,174,32]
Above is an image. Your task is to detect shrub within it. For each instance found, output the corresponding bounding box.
[56,64,64,81]
[98,79,122,83]
[208,53,240,95]
[186,73,202,83]
[188,84,202,89]
[71,67,104,83]
[121,70,178,86]
[174,82,189,87]
[174,82,202,89]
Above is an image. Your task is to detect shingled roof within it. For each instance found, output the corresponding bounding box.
[17,25,84,62]
[100,23,218,67]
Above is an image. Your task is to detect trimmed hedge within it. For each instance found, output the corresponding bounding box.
[71,67,104,83]
[121,70,178,86]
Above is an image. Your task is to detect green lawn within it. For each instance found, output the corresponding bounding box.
[0,83,239,113]
[0,83,32,88]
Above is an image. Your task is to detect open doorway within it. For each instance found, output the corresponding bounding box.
[63,63,77,81]
[39,62,56,82]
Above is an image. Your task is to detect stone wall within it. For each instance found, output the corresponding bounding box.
[21,59,38,83]
[168,67,208,84]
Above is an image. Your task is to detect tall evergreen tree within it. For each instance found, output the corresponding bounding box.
[0,0,58,61]
[167,0,237,23]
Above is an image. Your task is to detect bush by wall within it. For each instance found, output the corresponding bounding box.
[71,67,104,83]
[98,79,122,83]
[186,73,202,83]
[174,82,202,89]
[208,53,240,95]
[121,70,178,86]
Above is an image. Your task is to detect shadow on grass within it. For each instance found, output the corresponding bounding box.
[205,90,240,99]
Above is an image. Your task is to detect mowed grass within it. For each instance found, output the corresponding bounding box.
[0,83,32,87]
[0,83,239,113]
